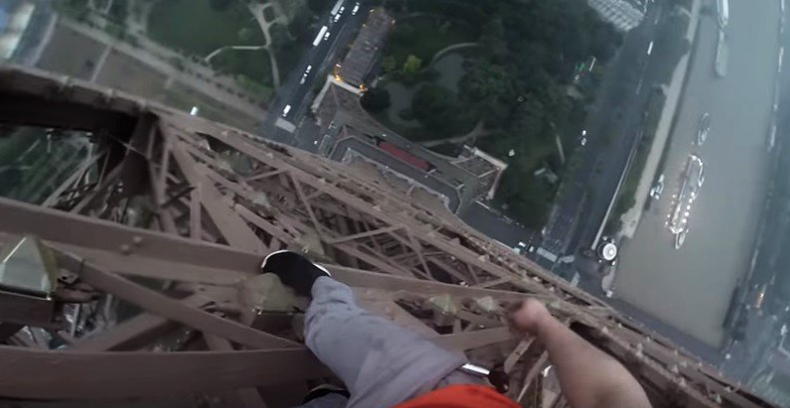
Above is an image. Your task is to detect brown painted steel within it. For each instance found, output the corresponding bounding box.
[0,346,327,400]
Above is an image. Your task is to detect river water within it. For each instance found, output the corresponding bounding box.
[614,0,780,346]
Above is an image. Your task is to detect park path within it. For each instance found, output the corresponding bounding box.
[429,42,478,66]
[61,18,268,119]
[205,45,268,62]
[419,120,493,147]
[247,2,289,89]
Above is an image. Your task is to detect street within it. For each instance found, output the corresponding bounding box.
[615,0,780,346]
[261,1,364,150]
[542,1,666,258]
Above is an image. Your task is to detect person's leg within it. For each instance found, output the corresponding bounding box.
[304,276,468,408]
[262,251,476,408]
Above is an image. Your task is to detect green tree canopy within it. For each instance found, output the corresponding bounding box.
[411,84,466,136]
[361,88,392,113]
[402,54,423,77]
[209,0,234,12]
[381,56,397,73]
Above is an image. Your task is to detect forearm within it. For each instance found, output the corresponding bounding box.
[536,318,650,408]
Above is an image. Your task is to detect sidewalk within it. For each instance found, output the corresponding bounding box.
[619,0,702,239]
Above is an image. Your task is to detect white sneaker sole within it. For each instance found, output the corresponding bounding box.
[260,250,331,276]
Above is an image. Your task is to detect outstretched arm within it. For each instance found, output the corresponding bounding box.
[509,300,652,408]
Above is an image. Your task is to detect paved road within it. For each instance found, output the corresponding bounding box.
[459,202,541,250]
[261,2,364,148]
[615,0,780,346]
[542,2,665,258]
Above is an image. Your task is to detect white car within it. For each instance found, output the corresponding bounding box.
[282,104,292,117]
[697,112,711,145]
[300,65,313,84]
[324,31,331,41]
[352,2,360,14]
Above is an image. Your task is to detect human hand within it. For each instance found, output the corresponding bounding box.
[507,299,552,336]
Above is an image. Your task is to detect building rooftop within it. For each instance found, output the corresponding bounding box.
[337,7,393,87]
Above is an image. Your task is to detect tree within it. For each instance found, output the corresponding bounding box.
[381,56,397,74]
[238,27,253,42]
[108,1,128,23]
[0,168,22,196]
[412,84,461,135]
[209,0,234,11]
[270,24,291,50]
[401,55,422,78]
[360,88,392,113]
[307,0,332,14]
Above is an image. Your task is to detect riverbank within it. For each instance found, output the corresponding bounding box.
[619,0,702,239]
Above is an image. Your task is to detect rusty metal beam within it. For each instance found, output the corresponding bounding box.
[204,334,269,408]
[55,249,300,350]
[0,65,772,408]
[170,140,264,254]
[0,346,328,400]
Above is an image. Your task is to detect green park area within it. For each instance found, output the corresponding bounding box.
[362,0,622,228]
[147,0,321,103]
[148,0,264,55]
[0,129,88,203]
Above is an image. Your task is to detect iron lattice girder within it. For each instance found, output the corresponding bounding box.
[0,64,772,408]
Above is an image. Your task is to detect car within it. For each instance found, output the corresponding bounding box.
[352,3,360,14]
[324,31,331,41]
[580,137,587,146]
[305,65,313,74]
[650,173,665,200]
[282,104,292,117]
[299,76,306,85]
[697,112,711,145]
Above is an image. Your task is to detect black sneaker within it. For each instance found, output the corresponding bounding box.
[303,384,350,403]
[260,250,331,297]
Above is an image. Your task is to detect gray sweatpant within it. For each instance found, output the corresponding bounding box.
[294,277,477,408]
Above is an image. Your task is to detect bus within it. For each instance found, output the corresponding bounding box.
[330,0,344,16]
[313,26,328,47]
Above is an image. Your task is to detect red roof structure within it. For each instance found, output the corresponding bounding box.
[378,141,432,172]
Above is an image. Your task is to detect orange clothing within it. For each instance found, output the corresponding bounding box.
[393,385,521,408]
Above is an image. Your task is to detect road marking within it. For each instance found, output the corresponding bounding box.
[779,46,785,73]
[646,41,654,55]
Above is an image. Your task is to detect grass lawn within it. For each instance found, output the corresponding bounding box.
[211,48,274,86]
[384,15,477,67]
[161,84,262,133]
[148,0,264,56]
